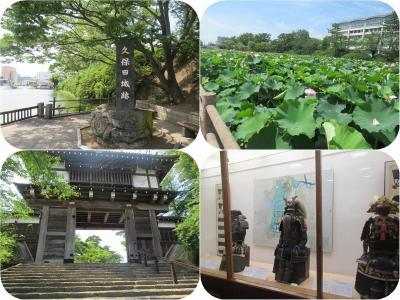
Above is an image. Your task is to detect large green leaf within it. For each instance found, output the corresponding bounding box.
[342,87,365,106]
[218,87,236,97]
[275,98,318,138]
[238,82,260,100]
[264,78,284,91]
[204,82,219,92]
[326,84,345,95]
[322,121,371,149]
[353,97,399,133]
[216,101,237,122]
[316,98,352,125]
[225,95,242,108]
[246,122,290,149]
[284,85,304,100]
[234,111,270,142]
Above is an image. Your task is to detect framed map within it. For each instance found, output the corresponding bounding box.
[253,170,334,252]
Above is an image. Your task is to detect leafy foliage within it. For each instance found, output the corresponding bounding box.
[201,49,399,149]
[174,204,199,264]
[0,0,199,104]
[75,235,122,263]
[209,13,398,62]
[161,151,199,264]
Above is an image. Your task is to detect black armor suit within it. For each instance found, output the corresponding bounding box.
[220,210,250,272]
[355,196,399,299]
[273,196,310,284]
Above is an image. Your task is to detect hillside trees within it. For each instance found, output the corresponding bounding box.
[328,23,349,57]
[75,235,122,263]
[161,151,199,264]
[383,11,399,61]
[0,0,198,104]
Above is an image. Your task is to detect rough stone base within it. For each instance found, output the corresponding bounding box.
[90,104,153,147]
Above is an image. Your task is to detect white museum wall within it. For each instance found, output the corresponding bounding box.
[200,150,395,277]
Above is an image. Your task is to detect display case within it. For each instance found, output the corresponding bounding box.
[200,150,399,299]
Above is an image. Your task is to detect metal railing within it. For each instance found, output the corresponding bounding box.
[0,106,38,125]
[52,97,111,117]
[0,97,112,125]
[159,256,199,284]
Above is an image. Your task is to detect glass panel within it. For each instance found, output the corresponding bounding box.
[136,167,147,174]
[132,175,149,188]
[149,176,158,189]
[200,154,226,277]
[321,150,398,299]
[201,150,318,297]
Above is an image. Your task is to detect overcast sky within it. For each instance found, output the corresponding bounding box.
[201,0,394,43]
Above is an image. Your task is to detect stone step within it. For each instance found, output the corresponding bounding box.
[10,287,195,299]
[2,278,198,288]
[4,266,175,272]
[2,269,181,275]
[4,282,198,293]
[9,263,169,270]
[1,275,198,284]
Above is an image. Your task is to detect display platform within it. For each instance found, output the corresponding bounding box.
[201,256,360,299]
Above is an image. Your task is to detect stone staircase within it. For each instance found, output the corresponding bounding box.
[1,262,198,299]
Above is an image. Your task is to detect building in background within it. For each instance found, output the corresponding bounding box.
[1,66,17,82]
[337,15,387,41]
[36,71,52,81]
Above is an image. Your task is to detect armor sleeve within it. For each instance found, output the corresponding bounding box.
[296,218,308,247]
[361,217,373,241]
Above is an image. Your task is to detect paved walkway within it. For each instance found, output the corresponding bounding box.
[1,114,90,149]
[1,114,193,149]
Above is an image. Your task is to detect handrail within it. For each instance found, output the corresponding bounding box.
[200,87,240,149]
[56,98,109,102]
[159,256,199,284]
[0,106,38,125]
[0,106,38,114]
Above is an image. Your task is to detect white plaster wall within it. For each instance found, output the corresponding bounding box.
[200,150,395,277]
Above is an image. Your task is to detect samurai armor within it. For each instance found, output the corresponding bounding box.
[355,196,399,298]
[273,196,310,284]
[219,210,250,273]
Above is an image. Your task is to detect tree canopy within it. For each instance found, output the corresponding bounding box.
[209,13,399,62]
[0,0,199,103]
[75,235,122,263]
[161,151,199,264]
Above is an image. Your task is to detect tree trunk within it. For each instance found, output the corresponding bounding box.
[158,0,185,104]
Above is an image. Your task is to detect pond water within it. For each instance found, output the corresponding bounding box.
[0,87,55,112]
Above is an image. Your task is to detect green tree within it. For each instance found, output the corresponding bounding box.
[273,32,296,52]
[75,235,122,263]
[329,23,349,57]
[161,151,199,264]
[0,151,78,267]
[362,32,382,58]
[0,0,198,104]
[382,11,399,61]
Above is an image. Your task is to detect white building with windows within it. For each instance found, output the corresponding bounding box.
[337,15,388,41]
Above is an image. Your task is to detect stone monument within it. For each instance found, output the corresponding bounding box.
[90,40,152,147]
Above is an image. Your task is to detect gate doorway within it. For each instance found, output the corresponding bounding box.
[75,230,127,263]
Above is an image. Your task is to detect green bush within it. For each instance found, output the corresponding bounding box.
[58,63,116,99]
[341,51,371,61]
